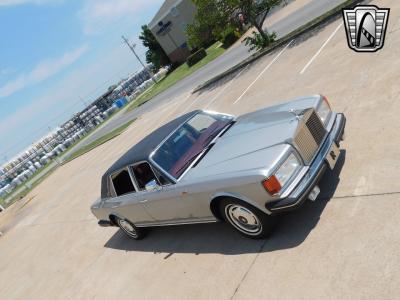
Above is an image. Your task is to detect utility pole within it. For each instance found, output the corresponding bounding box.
[121,35,157,84]
[79,96,87,107]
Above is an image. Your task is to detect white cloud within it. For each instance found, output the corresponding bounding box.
[0,45,89,98]
[78,0,161,35]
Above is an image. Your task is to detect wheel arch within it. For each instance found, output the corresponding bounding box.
[209,192,270,220]
[108,213,126,226]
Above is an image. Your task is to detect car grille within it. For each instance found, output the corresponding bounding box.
[293,109,326,164]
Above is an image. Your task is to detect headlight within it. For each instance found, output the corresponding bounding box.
[262,153,301,195]
[275,153,301,187]
[316,96,331,125]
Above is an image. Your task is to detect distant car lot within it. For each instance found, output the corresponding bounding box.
[1,1,400,299]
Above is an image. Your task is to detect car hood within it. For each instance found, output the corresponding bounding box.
[182,109,299,181]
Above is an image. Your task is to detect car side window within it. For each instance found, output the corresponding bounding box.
[153,168,170,186]
[131,162,160,191]
[111,168,136,197]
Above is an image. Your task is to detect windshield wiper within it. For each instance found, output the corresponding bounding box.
[203,120,235,146]
[203,130,220,146]
[175,150,204,176]
[175,121,235,177]
[203,121,234,145]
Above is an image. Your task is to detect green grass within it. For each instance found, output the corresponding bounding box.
[0,197,5,208]
[64,118,136,163]
[126,42,226,112]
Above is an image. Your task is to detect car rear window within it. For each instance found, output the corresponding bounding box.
[111,169,136,196]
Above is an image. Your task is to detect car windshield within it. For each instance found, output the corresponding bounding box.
[151,112,233,179]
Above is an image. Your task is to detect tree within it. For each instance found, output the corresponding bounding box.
[186,21,213,49]
[187,0,232,48]
[229,0,283,50]
[139,25,170,71]
[187,0,283,51]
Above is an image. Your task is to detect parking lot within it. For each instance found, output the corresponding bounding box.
[1,0,400,298]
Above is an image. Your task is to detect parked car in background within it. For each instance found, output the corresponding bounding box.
[91,95,346,239]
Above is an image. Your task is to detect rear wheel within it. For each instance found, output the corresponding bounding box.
[220,199,276,239]
[115,217,146,240]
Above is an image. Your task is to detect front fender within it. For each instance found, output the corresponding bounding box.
[210,191,272,216]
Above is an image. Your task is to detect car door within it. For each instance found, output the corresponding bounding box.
[130,162,214,224]
[107,167,154,223]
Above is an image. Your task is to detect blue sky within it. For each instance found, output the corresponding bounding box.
[0,0,164,162]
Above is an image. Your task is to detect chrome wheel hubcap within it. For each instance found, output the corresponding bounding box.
[226,204,262,235]
[118,219,137,237]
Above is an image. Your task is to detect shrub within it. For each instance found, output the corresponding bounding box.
[244,31,277,51]
[186,48,207,67]
[220,26,239,48]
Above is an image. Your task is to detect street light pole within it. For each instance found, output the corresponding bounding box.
[121,35,157,84]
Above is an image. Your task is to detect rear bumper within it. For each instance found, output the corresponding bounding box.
[266,113,346,214]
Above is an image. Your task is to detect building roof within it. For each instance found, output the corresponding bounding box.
[100,110,200,198]
[149,0,182,28]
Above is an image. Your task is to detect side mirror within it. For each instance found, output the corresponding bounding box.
[145,179,161,191]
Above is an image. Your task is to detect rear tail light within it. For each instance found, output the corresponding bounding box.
[262,175,282,195]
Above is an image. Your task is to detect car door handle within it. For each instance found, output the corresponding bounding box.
[139,199,148,203]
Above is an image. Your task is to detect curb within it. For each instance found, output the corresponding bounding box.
[192,0,364,94]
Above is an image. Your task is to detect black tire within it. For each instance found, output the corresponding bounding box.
[219,198,277,239]
[114,216,146,240]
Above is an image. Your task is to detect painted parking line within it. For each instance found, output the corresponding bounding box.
[155,92,192,124]
[204,65,249,110]
[181,92,200,113]
[233,40,294,105]
[300,23,343,74]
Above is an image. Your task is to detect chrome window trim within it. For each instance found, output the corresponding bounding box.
[128,160,171,191]
[148,159,178,184]
[176,148,209,181]
[109,167,138,198]
[148,110,236,182]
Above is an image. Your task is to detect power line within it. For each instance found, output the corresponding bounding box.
[121,35,157,84]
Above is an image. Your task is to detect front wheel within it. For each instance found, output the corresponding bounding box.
[220,199,276,239]
[115,217,146,240]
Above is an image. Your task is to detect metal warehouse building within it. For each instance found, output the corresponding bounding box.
[149,0,197,63]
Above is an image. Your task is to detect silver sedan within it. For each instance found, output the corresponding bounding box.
[91,95,346,239]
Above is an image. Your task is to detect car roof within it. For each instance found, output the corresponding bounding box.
[100,110,201,198]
